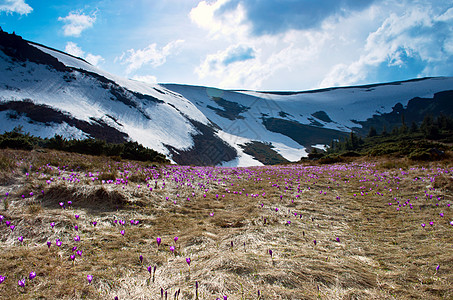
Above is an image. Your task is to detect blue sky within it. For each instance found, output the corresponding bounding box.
[1,0,452,91]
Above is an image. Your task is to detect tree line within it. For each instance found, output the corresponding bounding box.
[0,127,169,163]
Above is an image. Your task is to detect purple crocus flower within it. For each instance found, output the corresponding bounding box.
[92,221,97,227]
[87,274,93,284]
[170,246,175,253]
[147,266,152,275]
[77,250,82,257]
[29,271,36,280]
[75,214,79,220]
[156,237,161,247]
[139,255,143,263]
[421,223,426,228]
[336,237,340,242]
[74,235,80,242]
[47,241,51,248]
[74,225,78,231]
[50,222,55,228]
[72,246,77,252]
[174,236,178,243]
[56,239,62,247]
[186,258,191,266]
[18,278,25,287]
[0,275,5,284]
[10,225,15,231]
[120,230,125,236]
[313,239,317,245]
[5,220,10,226]
[18,236,24,243]
[436,264,440,272]
[70,255,75,261]
[268,249,273,258]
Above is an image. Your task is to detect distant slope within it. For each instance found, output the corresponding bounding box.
[1,30,453,166]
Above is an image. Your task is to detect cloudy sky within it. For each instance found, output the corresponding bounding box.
[1,0,452,91]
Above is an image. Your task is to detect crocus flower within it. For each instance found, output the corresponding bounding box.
[186,258,191,266]
[92,221,97,227]
[72,246,77,252]
[10,225,15,231]
[75,214,79,220]
[147,266,152,275]
[18,279,25,287]
[18,236,24,243]
[336,237,340,242]
[120,230,125,236]
[139,255,143,264]
[0,275,5,284]
[313,239,317,245]
[436,264,440,272]
[47,241,51,248]
[268,249,273,258]
[77,250,82,257]
[156,237,161,247]
[29,272,36,280]
[5,221,10,226]
[50,222,55,228]
[174,236,178,243]
[421,223,426,228]
[74,225,78,231]
[170,246,175,254]
[74,235,80,242]
[56,239,62,247]
[87,275,93,284]
[70,255,75,262]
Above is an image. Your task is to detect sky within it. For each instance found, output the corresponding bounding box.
[1,0,452,91]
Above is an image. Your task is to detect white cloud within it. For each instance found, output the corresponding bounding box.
[58,11,96,37]
[65,41,84,57]
[117,40,184,74]
[85,53,104,67]
[189,0,249,40]
[64,42,104,66]
[196,37,324,90]
[131,75,158,84]
[320,3,453,87]
[0,0,32,15]
[190,0,453,90]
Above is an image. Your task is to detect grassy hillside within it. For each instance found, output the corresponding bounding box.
[0,149,452,299]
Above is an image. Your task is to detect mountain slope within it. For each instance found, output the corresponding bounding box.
[1,30,453,166]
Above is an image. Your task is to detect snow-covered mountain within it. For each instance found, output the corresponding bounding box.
[1,31,452,166]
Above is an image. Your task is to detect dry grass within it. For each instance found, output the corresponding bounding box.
[0,150,452,299]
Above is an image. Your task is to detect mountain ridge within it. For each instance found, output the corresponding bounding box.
[1,30,452,166]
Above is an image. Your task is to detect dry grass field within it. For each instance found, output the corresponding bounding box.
[0,149,452,299]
